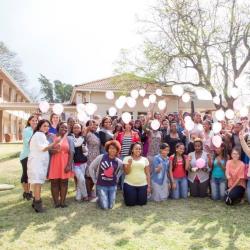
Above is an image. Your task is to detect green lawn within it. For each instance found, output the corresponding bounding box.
[0,143,22,161]
[0,147,250,249]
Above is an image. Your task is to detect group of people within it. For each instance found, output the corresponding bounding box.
[19,109,250,212]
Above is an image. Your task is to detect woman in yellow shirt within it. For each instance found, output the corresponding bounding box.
[123,142,151,206]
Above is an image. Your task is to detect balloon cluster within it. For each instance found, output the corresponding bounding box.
[76,102,97,122]
[171,85,190,103]
[39,101,65,116]
[105,89,168,111]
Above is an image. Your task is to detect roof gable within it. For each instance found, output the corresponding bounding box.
[73,75,172,93]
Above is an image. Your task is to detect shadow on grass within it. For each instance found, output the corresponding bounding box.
[1,183,250,249]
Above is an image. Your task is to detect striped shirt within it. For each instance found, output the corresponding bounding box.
[121,136,132,157]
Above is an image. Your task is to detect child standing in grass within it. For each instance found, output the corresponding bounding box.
[151,143,170,202]
[169,143,189,199]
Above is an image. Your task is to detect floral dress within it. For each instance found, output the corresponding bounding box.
[86,132,101,176]
[147,130,162,166]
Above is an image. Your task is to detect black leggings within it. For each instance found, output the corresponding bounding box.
[20,157,28,183]
[189,179,209,198]
[123,183,147,206]
[225,186,245,205]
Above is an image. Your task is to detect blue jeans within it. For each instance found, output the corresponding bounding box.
[96,185,117,209]
[247,178,250,204]
[171,177,188,199]
[123,183,148,206]
[73,164,87,201]
[211,177,226,200]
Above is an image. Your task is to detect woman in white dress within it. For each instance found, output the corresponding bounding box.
[28,119,60,212]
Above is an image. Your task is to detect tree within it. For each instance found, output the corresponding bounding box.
[0,41,39,99]
[38,74,73,103]
[54,80,73,103]
[38,74,54,102]
[115,0,250,109]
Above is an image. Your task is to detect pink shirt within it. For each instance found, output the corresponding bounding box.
[226,160,246,188]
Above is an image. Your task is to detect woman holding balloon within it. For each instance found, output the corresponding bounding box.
[188,138,212,197]
[146,119,162,166]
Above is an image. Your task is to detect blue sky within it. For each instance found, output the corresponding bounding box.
[0,0,154,90]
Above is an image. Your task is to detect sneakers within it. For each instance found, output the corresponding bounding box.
[89,197,98,203]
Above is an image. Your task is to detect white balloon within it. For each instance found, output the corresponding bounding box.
[212,135,222,148]
[195,88,212,100]
[240,106,249,117]
[139,89,146,97]
[143,98,150,108]
[213,96,220,105]
[197,124,204,132]
[172,85,184,96]
[212,122,222,134]
[155,88,163,96]
[184,116,192,122]
[158,100,166,110]
[149,94,157,103]
[115,99,125,109]
[126,97,137,108]
[233,98,242,111]
[151,119,160,130]
[52,103,64,115]
[182,93,190,103]
[85,103,97,115]
[39,101,50,113]
[225,109,235,120]
[105,91,114,100]
[230,87,240,99]
[130,89,139,99]
[76,103,86,113]
[108,107,117,116]
[77,112,89,122]
[215,109,225,121]
[185,120,195,131]
[118,95,127,103]
[122,112,132,124]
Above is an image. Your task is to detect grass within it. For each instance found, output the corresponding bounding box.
[1,145,250,249]
[0,143,22,161]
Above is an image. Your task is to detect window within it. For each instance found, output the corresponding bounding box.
[137,112,147,119]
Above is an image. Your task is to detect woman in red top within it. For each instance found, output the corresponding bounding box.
[169,143,189,199]
[116,121,140,159]
[225,147,246,205]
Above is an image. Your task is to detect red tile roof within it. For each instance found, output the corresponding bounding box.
[74,76,172,94]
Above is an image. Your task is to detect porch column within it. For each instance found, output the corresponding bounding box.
[8,114,12,141]
[15,116,19,141]
[9,87,12,102]
[0,79,3,101]
[0,110,3,142]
